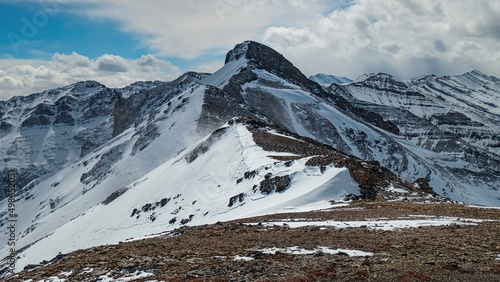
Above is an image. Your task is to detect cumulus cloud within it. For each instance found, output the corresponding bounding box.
[0,53,180,100]
[96,55,129,73]
[2,0,500,98]
[263,0,500,79]
[53,0,336,58]
[53,0,499,80]
[193,61,224,74]
[263,27,327,54]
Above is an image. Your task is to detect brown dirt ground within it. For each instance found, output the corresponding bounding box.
[6,201,500,282]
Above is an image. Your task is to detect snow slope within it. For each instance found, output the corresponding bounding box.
[309,73,352,85]
[0,40,499,277]
[10,122,360,271]
[237,67,500,207]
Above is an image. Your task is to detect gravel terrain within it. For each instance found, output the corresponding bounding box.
[6,202,500,282]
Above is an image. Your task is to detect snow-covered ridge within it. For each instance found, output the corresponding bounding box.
[225,40,251,64]
[199,56,247,88]
[5,121,362,271]
[0,40,499,278]
[309,73,352,86]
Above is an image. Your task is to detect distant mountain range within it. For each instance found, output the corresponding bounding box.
[309,73,352,85]
[1,40,499,275]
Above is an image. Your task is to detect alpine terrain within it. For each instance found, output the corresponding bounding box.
[1,41,499,281]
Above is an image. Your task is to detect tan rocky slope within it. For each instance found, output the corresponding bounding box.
[7,202,500,282]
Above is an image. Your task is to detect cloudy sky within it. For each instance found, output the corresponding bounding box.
[0,0,499,99]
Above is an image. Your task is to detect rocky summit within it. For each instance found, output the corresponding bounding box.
[0,41,499,281]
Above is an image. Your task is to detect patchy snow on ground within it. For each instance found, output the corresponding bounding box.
[260,246,372,257]
[233,255,255,262]
[250,216,498,231]
[387,185,410,194]
[96,270,156,282]
[466,205,500,210]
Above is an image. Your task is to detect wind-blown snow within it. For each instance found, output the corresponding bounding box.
[309,73,352,85]
[260,246,372,257]
[200,57,247,88]
[253,216,496,231]
[10,123,360,271]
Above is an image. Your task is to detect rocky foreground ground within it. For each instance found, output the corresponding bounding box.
[6,201,500,281]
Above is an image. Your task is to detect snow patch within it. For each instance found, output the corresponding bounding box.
[200,57,247,88]
[260,246,372,257]
[233,255,255,261]
[251,216,494,231]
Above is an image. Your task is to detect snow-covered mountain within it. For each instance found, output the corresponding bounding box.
[0,81,121,201]
[329,71,500,202]
[309,73,352,85]
[0,40,499,275]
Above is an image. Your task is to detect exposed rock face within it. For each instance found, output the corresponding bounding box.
[200,41,399,137]
[0,79,171,201]
[20,114,52,128]
[259,175,291,194]
[328,70,500,203]
[113,90,150,137]
[237,117,433,200]
[79,88,121,120]
[235,41,326,96]
[0,121,13,132]
[290,103,351,153]
[228,193,245,207]
[431,111,484,126]
[309,73,352,85]
[53,111,75,126]
[197,85,255,135]
[80,144,126,192]
[113,72,209,137]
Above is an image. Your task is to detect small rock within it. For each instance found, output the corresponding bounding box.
[93,269,108,276]
[446,261,459,269]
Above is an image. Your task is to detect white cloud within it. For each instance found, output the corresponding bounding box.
[194,61,224,74]
[96,54,129,73]
[263,0,500,79]
[54,0,499,80]
[55,0,336,58]
[2,0,500,99]
[263,26,327,55]
[0,53,180,100]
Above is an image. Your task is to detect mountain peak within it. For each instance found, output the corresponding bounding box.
[461,69,500,82]
[309,73,352,85]
[469,69,484,75]
[354,72,397,83]
[224,40,288,67]
[71,80,105,89]
[224,40,252,64]
[68,80,107,96]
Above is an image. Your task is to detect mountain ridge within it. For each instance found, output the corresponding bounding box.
[0,40,499,277]
[309,73,353,85]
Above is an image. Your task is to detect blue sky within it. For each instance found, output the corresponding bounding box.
[0,0,499,99]
[1,3,141,58]
[0,1,208,69]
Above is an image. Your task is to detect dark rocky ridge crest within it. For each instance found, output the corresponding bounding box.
[232,117,436,200]
[113,72,210,137]
[218,41,399,135]
[226,41,328,96]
